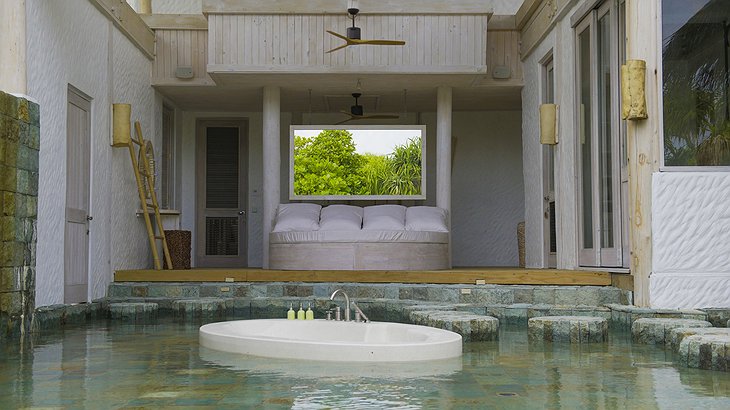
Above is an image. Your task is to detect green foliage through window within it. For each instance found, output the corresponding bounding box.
[293,130,422,196]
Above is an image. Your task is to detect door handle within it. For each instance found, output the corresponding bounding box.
[238,210,246,216]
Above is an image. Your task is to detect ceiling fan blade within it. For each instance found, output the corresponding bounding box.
[326,30,350,41]
[357,39,406,46]
[335,117,356,125]
[362,114,400,120]
[326,43,350,54]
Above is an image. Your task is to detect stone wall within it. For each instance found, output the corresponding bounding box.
[0,91,39,340]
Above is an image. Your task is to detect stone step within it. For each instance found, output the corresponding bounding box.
[668,327,730,353]
[631,318,712,345]
[109,302,158,322]
[672,328,730,371]
[408,310,499,342]
[528,316,608,343]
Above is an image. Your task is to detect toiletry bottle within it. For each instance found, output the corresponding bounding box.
[306,302,314,320]
[297,303,305,320]
[287,303,295,320]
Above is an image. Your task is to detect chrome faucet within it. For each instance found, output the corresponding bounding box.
[351,301,369,323]
[330,289,350,321]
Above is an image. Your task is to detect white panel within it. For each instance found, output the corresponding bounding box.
[651,172,730,308]
[652,172,730,273]
[650,273,730,309]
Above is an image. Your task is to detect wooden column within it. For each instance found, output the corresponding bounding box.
[437,86,452,266]
[0,0,27,94]
[139,0,152,14]
[262,86,280,269]
[626,0,661,306]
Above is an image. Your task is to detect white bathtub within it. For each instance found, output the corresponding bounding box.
[199,319,462,362]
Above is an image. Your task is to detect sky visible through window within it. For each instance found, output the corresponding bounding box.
[295,129,421,155]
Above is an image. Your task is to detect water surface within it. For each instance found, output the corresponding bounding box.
[1,320,729,409]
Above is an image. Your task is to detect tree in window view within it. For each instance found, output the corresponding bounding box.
[663,0,730,166]
[293,129,365,195]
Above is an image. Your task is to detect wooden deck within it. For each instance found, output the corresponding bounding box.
[114,267,612,286]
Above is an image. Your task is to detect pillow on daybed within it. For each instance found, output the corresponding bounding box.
[405,206,448,232]
[362,205,406,230]
[319,204,363,231]
[272,203,321,232]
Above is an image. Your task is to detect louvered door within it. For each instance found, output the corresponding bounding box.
[195,120,248,267]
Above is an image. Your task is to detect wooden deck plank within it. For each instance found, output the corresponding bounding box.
[114,268,611,286]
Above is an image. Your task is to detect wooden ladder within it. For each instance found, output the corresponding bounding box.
[127,121,173,270]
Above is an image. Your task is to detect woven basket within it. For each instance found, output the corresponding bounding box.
[517,222,526,268]
[164,230,191,269]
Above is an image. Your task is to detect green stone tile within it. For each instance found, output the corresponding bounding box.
[3,191,15,215]
[15,169,29,194]
[0,164,17,192]
[16,98,29,123]
[28,101,40,126]
[0,92,19,117]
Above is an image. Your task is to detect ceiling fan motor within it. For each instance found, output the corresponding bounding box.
[350,93,364,116]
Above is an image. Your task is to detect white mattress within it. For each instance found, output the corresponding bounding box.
[270,230,449,244]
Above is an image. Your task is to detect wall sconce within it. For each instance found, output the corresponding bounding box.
[112,103,131,147]
[621,59,648,120]
[539,103,558,145]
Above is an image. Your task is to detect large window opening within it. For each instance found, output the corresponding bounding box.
[662,0,730,167]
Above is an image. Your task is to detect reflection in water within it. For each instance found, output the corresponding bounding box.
[0,321,729,408]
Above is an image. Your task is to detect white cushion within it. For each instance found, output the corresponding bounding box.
[319,205,363,231]
[272,203,321,232]
[405,206,448,232]
[363,205,406,230]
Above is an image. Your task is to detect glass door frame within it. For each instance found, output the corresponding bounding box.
[575,0,626,268]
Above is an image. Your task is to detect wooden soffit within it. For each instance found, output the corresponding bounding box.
[203,0,494,15]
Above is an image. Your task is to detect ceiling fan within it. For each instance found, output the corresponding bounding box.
[326,1,406,53]
[337,93,399,124]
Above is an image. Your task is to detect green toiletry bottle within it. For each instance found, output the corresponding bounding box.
[306,302,314,320]
[287,303,295,320]
[297,303,306,320]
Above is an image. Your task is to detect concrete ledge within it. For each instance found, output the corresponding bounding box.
[408,310,499,342]
[172,298,229,320]
[109,302,158,322]
[528,316,608,343]
[631,318,712,345]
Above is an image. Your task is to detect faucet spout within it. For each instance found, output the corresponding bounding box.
[329,289,350,321]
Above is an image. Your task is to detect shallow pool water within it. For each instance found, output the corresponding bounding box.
[2,320,729,409]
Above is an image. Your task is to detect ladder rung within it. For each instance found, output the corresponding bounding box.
[145,202,158,209]
[154,235,165,240]
[131,138,143,146]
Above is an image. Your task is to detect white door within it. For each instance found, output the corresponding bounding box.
[64,87,91,303]
[576,2,626,268]
[195,120,248,267]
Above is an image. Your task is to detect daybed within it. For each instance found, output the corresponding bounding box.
[269,204,449,270]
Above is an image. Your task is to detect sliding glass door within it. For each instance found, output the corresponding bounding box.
[576,1,626,267]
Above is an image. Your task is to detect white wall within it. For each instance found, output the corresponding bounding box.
[650,172,730,308]
[448,111,524,266]
[27,0,156,306]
